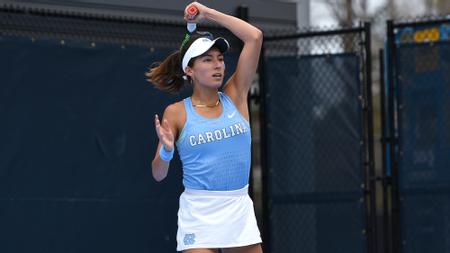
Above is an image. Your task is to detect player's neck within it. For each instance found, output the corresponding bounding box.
[191,88,219,106]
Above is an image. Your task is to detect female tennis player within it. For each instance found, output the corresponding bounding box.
[146,2,263,252]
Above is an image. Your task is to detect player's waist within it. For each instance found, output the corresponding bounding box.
[184,184,249,196]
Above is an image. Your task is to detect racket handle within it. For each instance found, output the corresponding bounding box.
[186,5,198,33]
[186,6,198,20]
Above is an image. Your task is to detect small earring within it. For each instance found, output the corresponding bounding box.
[182,75,188,80]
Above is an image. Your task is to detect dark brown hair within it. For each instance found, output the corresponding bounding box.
[145,51,186,93]
[145,32,216,93]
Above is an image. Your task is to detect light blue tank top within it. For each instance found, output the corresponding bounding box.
[176,92,251,191]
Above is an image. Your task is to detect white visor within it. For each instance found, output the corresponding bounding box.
[182,37,229,73]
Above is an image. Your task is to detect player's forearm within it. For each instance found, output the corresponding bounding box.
[203,8,262,44]
[151,157,170,182]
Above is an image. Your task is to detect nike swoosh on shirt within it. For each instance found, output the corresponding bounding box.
[227,111,236,118]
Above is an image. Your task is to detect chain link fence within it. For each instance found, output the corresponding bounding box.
[0,5,244,50]
[5,4,450,253]
[260,23,375,253]
[384,16,450,253]
[0,6,241,253]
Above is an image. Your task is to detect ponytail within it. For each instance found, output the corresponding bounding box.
[145,31,218,93]
[145,51,186,93]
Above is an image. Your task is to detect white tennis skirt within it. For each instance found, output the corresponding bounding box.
[176,185,262,251]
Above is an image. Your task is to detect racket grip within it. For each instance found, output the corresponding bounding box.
[186,5,198,33]
[186,5,198,20]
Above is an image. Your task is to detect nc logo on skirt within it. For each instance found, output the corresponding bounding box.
[183,233,196,245]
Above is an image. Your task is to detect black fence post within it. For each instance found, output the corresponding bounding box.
[362,21,377,253]
[258,40,270,253]
[386,19,401,253]
[379,47,392,253]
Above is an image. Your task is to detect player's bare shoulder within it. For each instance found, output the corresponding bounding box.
[164,100,186,132]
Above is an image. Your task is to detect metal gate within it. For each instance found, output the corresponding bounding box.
[383,17,450,253]
[260,23,375,253]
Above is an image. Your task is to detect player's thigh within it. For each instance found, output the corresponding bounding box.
[184,248,219,253]
[222,244,263,253]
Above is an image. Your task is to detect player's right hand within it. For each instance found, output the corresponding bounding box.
[154,114,175,152]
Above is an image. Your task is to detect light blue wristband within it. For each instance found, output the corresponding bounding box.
[159,145,174,161]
